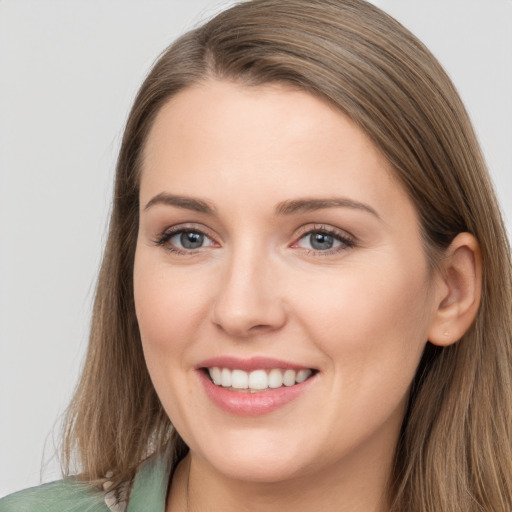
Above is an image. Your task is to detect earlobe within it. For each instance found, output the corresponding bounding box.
[428,233,482,347]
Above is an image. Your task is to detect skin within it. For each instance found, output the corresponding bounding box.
[133,80,478,512]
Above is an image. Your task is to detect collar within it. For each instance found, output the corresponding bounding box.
[119,446,173,512]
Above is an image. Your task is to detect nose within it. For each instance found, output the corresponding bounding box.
[211,248,287,338]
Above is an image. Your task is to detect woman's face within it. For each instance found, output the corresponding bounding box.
[134,80,440,484]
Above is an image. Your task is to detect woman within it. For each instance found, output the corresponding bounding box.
[2,0,511,511]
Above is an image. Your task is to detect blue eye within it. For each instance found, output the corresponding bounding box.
[156,229,215,252]
[295,229,354,252]
[308,232,337,250]
[175,231,205,249]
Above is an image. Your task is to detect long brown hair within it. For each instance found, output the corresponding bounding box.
[62,1,512,510]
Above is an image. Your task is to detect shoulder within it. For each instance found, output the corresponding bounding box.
[0,479,109,512]
[0,445,173,512]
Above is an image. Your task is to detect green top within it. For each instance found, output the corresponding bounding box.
[0,448,172,512]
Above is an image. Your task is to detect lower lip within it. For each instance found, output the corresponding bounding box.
[198,370,316,416]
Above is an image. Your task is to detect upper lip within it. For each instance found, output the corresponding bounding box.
[197,356,314,372]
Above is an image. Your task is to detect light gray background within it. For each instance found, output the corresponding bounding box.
[1,0,511,497]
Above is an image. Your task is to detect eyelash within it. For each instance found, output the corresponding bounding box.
[292,224,356,255]
[153,225,217,255]
[153,224,356,256]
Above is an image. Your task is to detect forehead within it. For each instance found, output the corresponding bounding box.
[143,80,383,164]
[140,80,413,223]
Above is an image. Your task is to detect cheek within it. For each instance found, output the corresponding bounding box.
[133,250,210,366]
[292,259,432,385]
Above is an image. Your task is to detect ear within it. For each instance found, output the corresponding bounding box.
[428,232,482,347]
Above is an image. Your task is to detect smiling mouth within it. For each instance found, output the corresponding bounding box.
[205,367,315,392]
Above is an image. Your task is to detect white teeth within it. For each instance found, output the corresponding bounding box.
[248,370,268,390]
[283,369,296,387]
[207,367,313,391]
[231,369,249,389]
[221,368,232,387]
[296,369,312,383]
[210,367,222,385]
[268,368,284,388]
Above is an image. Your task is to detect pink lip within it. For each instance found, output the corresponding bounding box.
[197,358,317,416]
[197,356,312,372]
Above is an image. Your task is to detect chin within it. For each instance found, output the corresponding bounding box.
[187,428,316,484]
[207,453,306,484]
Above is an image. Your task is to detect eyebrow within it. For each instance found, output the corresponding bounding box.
[275,197,380,218]
[144,193,379,219]
[144,193,216,214]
